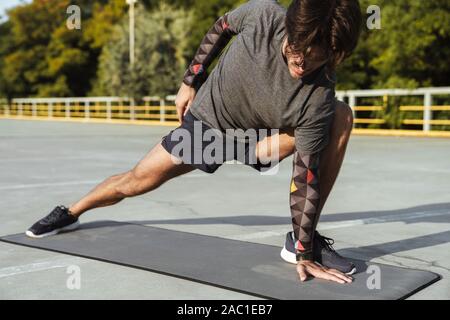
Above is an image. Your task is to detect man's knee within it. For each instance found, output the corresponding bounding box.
[334,100,354,136]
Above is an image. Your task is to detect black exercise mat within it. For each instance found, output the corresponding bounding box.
[0,221,440,300]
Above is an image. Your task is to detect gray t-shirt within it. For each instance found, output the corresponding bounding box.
[189,0,336,155]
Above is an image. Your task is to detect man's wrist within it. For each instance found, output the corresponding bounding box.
[296,250,313,262]
[182,79,193,87]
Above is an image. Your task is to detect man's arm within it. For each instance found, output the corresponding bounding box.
[290,94,336,249]
[183,0,254,88]
[290,151,321,261]
[290,150,354,284]
[183,14,237,89]
[176,2,252,120]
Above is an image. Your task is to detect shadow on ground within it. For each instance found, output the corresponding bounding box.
[5,203,448,272]
[60,219,450,275]
[122,202,450,265]
[125,202,450,227]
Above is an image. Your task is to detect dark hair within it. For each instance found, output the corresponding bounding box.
[285,0,362,70]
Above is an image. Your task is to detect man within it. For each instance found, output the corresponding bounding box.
[27,0,362,284]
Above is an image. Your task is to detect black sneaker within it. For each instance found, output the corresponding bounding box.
[280,231,357,275]
[26,206,80,238]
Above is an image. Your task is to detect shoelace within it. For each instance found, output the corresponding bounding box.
[317,235,336,252]
[317,235,349,259]
[42,206,67,224]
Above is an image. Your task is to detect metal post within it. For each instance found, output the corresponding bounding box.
[130,98,135,121]
[32,102,37,117]
[336,93,345,102]
[5,101,10,116]
[130,2,135,66]
[160,99,165,123]
[348,94,357,128]
[383,95,388,107]
[424,93,432,132]
[127,1,138,109]
[85,101,90,120]
[348,94,356,109]
[65,100,71,119]
[107,101,112,120]
[126,0,137,67]
[48,102,53,118]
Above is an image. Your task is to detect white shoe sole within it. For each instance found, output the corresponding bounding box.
[25,220,80,239]
[280,246,357,275]
[281,246,298,265]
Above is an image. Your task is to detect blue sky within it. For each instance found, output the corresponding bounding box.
[0,0,30,22]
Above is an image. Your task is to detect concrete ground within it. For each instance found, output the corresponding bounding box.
[0,119,449,300]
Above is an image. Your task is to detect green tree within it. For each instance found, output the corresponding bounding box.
[0,21,13,100]
[1,0,124,98]
[3,1,85,97]
[1,1,67,97]
[93,3,193,100]
[1,0,449,99]
[181,0,244,61]
[337,0,450,89]
[83,0,127,50]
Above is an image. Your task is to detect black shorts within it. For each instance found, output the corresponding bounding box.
[161,111,275,174]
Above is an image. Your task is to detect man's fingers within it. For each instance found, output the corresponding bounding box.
[176,107,182,123]
[326,274,346,284]
[297,264,308,282]
[184,101,192,116]
[177,106,186,123]
[306,266,346,284]
[317,270,346,284]
[297,262,353,285]
[327,269,353,283]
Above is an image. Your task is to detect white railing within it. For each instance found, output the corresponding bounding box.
[1,96,178,122]
[337,87,450,132]
[1,87,449,132]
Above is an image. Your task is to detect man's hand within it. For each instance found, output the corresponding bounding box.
[297,260,353,284]
[175,83,196,123]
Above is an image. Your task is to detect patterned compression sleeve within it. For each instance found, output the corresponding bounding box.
[183,14,236,88]
[290,151,322,261]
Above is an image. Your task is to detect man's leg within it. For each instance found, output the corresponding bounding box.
[316,100,354,215]
[68,143,195,217]
[256,100,354,213]
[259,100,354,277]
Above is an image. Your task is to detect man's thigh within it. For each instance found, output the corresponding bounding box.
[133,143,196,184]
[256,129,296,165]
